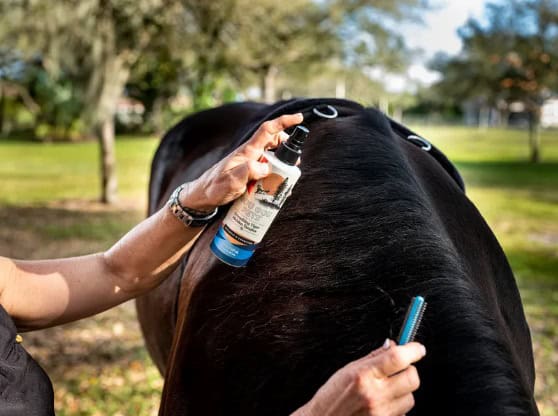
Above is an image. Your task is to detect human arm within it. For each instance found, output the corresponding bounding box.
[0,113,303,331]
[292,340,426,416]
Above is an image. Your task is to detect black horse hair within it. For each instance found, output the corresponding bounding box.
[152,100,537,415]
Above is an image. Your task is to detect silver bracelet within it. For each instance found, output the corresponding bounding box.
[167,184,218,228]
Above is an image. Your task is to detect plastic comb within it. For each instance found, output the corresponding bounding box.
[397,296,427,345]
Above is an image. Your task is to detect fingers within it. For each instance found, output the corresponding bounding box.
[369,342,426,378]
[300,341,423,416]
[242,113,303,154]
[389,393,416,416]
[352,339,393,368]
[240,160,271,180]
[349,369,417,416]
[224,160,271,196]
[260,113,303,140]
[369,338,395,358]
[201,113,303,208]
[386,365,420,399]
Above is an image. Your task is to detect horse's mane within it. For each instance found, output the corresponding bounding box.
[154,100,537,415]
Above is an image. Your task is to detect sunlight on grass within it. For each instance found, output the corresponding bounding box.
[416,126,558,162]
[0,137,158,205]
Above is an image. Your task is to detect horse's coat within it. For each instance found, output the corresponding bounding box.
[136,99,538,415]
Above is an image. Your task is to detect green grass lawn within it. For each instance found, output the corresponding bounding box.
[415,127,558,286]
[0,126,557,415]
[0,136,159,205]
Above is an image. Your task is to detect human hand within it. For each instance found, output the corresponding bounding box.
[180,113,304,212]
[294,340,426,416]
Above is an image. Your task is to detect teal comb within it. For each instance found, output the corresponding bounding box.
[397,296,427,345]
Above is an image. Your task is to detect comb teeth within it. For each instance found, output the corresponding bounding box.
[408,301,427,343]
[397,301,414,343]
[397,296,427,345]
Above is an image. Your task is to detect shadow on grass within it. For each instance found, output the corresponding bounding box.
[0,204,141,237]
[507,247,558,287]
[455,161,558,192]
[0,204,144,259]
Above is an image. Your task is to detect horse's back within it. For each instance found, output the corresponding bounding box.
[138,99,538,415]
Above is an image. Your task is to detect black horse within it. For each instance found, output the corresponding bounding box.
[136,98,538,415]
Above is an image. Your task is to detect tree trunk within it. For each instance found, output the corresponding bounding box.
[87,50,131,204]
[499,109,509,128]
[0,82,4,135]
[528,109,541,163]
[393,106,403,123]
[261,65,278,103]
[150,97,165,136]
[379,97,389,115]
[98,118,118,203]
[335,76,346,98]
[478,105,490,130]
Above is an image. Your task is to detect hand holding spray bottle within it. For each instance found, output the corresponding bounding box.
[211,125,310,267]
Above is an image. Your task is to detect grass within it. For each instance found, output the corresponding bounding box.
[0,136,158,205]
[416,127,558,288]
[1,126,557,415]
[0,135,162,416]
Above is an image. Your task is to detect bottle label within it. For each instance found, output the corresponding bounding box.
[211,160,296,267]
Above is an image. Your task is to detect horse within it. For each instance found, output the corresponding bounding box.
[136,98,539,415]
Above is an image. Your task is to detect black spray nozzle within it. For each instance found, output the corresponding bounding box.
[275,125,309,165]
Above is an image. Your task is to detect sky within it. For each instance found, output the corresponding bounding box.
[375,0,489,93]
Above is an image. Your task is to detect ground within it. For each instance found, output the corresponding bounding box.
[0,128,556,415]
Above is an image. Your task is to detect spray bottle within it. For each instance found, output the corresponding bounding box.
[210,125,310,267]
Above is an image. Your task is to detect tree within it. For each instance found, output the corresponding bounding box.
[278,0,430,105]
[0,0,174,202]
[431,0,558,162]
[126,47,183,135]
[173,0,431,104]
[167,0,239,110]
[1,0,431,204]
[228,0,337,103]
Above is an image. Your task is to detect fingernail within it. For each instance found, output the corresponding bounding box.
[383,338,391,350]
[279,131,289,141]
[420,345,427,356]
[295,112,303,119]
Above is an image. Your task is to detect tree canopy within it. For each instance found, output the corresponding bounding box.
[427,0,558,161]
[0,0,429,201]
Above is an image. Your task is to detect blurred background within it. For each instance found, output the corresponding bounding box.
[0,0,556,414]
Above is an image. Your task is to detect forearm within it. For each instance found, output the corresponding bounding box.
[3,253,128,331]
[103,200,205,295]
[1,202,204,331]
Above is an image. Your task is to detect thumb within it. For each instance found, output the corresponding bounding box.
[373,338,395,356]
[359,339,394,363]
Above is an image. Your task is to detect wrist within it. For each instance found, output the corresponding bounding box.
[178,182,216,213]
[168,184,219,228]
